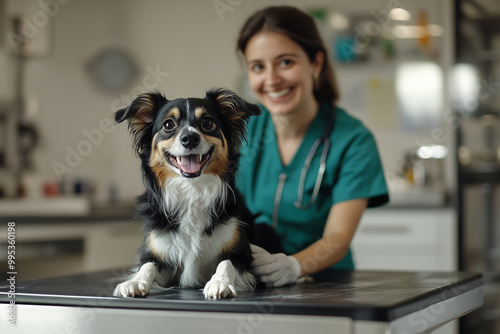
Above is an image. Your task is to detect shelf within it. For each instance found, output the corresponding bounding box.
[0,196,91,217]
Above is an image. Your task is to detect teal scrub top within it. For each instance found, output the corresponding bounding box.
[236,101,389,270]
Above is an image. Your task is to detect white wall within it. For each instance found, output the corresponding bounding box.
[0,0,455,202]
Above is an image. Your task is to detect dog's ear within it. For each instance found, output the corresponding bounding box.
[205,88,261,152]
[114,92,167,154]
[206,87,261,118]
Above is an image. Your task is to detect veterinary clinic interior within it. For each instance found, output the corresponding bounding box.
[0,0,498,333]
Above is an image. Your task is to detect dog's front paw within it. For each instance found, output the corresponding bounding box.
[203,278,237,299]
[113,280,151,298]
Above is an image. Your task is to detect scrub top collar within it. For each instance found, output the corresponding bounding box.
[266,101,332,173]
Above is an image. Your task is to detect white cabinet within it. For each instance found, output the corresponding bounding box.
[351,207,458,334]
[352,207,457,271]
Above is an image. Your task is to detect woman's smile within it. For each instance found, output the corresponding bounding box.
[266,87,293,100]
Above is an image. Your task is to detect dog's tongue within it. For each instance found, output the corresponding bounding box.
[178,155,201,174]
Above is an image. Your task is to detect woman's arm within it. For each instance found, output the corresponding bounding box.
[293,198,368,275]
[250,198,368,286]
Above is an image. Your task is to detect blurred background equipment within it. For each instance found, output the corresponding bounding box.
[455,0,500,333]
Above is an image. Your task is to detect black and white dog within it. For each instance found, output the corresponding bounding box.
[113,88,261,299]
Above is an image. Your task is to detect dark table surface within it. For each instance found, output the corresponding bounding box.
[0,268,483,322]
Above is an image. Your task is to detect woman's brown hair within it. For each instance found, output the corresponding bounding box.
[237,6,339,104]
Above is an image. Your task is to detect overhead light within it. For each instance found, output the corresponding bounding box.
[417,145,448,159]
[390,8,411,21]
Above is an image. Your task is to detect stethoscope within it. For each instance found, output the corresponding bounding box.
[272,108,337,229]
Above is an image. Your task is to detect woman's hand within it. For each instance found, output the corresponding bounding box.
[250,244,301,287]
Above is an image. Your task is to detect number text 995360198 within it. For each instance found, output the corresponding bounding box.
[7,221,17,326]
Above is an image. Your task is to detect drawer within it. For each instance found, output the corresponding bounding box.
[354,210,444,245]
[353,253,446,271]
[355,214,439,244]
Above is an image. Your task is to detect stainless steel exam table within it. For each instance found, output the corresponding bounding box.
[0,269,483,334]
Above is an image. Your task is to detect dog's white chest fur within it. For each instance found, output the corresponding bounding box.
[114,173,256,299]
[149,174,236,286]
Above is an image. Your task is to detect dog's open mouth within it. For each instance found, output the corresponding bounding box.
[166,147,214,178]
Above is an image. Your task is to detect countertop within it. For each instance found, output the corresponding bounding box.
[0,197,136,223]
[0,268,483,322]
[0,191,453,225]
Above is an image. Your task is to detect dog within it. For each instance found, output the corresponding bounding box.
[112,88,261,299]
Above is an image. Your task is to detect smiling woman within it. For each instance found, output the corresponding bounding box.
[235,6,389,288]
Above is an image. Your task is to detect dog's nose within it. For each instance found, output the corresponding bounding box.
[180,131,201,149]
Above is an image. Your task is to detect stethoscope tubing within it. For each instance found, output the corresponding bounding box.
[294,137,330,210]
[271,107,336,228]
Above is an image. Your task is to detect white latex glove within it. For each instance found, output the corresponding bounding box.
[250,244,302,287]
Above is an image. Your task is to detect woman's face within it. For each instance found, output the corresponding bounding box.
[245,31,322,116]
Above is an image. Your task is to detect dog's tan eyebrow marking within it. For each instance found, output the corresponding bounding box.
[195,107,206,119]
[166,107,180,120]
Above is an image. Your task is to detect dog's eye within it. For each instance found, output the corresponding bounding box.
[162,119,177,132]
[201,117,216,131]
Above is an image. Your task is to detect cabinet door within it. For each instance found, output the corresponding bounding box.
[84,221,143,271]
[352,209,457,271]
